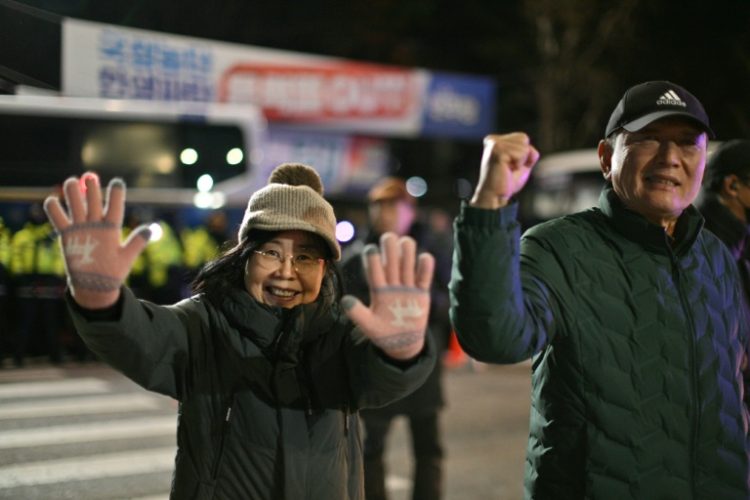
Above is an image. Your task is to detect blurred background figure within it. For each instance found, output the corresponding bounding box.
[698,139,750,303]
[123,208,151,300]
[144,217,183,305]
[124,209,183,305]
[340,177,452,500]
[9,202,66,366]
[0,215,11,367]
[180,210,231,294]
[698,139,750,402]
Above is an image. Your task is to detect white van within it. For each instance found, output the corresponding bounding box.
[0,93,265,208]
[525,149,603,223]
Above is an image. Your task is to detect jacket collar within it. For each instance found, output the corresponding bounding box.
[219,287,282,350]
[217,287,337,352]
[599,184,704,256]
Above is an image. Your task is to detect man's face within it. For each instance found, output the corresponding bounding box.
[368,198,416,236]
[599,117,707,230]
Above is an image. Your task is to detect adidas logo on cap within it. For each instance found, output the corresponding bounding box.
[605,80,714,138]
[656,90,686,107]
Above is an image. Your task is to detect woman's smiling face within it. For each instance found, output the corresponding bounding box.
[244,230,327,308]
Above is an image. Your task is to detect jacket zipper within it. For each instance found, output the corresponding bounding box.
[212,396,234,480]
[273,320,313,417]
[305,392,313,416]
[667,241,699,497]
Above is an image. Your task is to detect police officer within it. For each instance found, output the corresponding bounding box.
[0,215,12,366]
[10,202,66,366]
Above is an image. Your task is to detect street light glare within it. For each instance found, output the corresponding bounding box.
[226,147,244,165]
[196,174,214,192]
[406,176,428,197]
[180,148,198,165]
[336,220,356,242]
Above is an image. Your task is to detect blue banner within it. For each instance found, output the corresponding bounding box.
[421,73,496,139]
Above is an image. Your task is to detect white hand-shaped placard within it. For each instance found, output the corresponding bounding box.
[342,232,435,360]
[44,173,151,309]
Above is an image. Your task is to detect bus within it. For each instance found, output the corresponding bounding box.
[0,93,266,208]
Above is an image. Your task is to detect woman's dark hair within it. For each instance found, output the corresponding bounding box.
[191,228,344,310]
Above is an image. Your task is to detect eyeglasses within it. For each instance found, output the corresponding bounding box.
[253,249,324,274]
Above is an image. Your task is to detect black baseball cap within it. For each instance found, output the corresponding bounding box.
[704,139,750,190]
[605,81,714,138]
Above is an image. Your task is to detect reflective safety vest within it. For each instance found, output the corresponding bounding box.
[0,217,11,268]
[181,226,220,270]
[9,222,65,277]
[0,218,11,297]
[126,221,183,288]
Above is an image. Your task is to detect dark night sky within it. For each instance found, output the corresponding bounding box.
[4,0,750,206]
[9,0,750,145]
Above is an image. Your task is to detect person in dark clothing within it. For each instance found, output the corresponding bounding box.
[10,202,66,366]
[341,177,451,500]
[697,139,750,410]
[0,216,11,366]
[44,165,437,500]
[698,139,750,303]
[450,81,750,498]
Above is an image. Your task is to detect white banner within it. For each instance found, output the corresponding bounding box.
[62,18,425,136]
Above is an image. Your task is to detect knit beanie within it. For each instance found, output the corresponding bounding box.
[238,163,341,261]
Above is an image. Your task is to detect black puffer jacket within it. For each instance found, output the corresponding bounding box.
[68,286,435,499]
[450,186,750,499]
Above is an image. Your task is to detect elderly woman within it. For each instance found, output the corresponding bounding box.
[44,164,436,500]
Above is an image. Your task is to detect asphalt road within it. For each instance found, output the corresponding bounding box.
[0,359,531,500]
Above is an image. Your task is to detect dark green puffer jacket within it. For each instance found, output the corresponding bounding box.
[68,286,435,500]
[450,186,750,499]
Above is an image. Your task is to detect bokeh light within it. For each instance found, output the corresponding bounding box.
[180,148,198,165]
[406,176,428,198]
[336,220,356,243]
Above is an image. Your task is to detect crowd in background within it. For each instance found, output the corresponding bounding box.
[0,199,456,370]
[0,204,232,367]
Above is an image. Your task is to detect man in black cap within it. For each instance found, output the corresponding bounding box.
[450,81,750,498]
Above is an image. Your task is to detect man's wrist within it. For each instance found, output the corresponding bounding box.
[469,192,509,210]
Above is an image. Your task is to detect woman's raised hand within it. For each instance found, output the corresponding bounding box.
[44,173,151,309]
[342,232,435,360]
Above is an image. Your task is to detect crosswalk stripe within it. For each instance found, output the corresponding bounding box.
[0,447,175,488]
[0,416,176,449]
[0,367,66,384]
[385,474,412,491]
[0,393,169,419]
[0,378,112,399]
